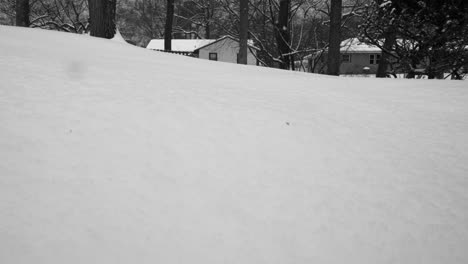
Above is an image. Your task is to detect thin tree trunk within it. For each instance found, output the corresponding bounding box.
[205,22,210,39]
[277,0,290,69]
[88,0,116,39]
[376,30,395,77]
[406,60,417,78]
[290,54,295,70]
[238,0,249,64]
[15,0,30,27]
[205,2,211,39]
[165,0,175,51]
[327,0,342,76]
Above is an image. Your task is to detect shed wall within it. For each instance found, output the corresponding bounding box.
[198,38,257,65]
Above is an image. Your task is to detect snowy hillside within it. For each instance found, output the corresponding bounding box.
[1,26,468,264]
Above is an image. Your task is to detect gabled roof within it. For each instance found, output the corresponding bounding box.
[146,39,216,52]
[304,38,382,59]
[340,38,381,53]
[194,35,260,51]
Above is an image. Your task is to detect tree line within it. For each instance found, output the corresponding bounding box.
[2,0,467,78]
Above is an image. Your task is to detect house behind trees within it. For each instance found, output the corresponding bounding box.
[308,38,384,75]
[147,36,258,65]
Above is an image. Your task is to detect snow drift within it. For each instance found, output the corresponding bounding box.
[1,26,467,264]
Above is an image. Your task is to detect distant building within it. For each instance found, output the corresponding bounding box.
[146,36,259,65]
[146,39,215,56]
[307,38,383,75]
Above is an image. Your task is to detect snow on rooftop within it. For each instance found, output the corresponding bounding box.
[340,38,382,53]
[1,25,468,264]
[305,38,382,57]
[146,36,258,52]
[193,35,259,51]
[146,38,216,52]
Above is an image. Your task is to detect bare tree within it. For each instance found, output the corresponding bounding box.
[175,0,219,39]
[88,0,116,38]
[29,0,89,33]
[16,0,30,26]
[0,0,14,25]
[276,0,291,69]
[117,0,165,46]
[215,0,327,69]
[327,0,342,75]
[164,0,174,50]
[238,0,248,64]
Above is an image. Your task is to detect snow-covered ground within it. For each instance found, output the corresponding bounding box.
[1,26,468,264]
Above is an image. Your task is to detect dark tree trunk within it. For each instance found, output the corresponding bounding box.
[327,0,342,76]
[376,30,396,78]
[15,0,30,27]
[88,0,116,39]
[429,54,445,79]
[164,0,175,51]
[277,0,291,69]
[406,63,417,78]
[205,22,210,39]
[238,0,249,64]
[290,54,295,70]
[205,3,211,39]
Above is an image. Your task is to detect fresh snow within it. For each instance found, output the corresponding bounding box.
[340,38,382,53]
[1,26,468,264]
[111,29,128,44]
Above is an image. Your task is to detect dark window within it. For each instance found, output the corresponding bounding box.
[342,54,351,63]
[370,54,381,65]
[209,53,218,61]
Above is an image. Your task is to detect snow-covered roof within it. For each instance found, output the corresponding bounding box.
[305,38,382,58]
[146,39,216,52]
[340,38,382,53]
[146,36,259,52]
[194,35,259,51]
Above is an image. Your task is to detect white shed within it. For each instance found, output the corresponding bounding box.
[146,36,259,65]
[194,36,258,65]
